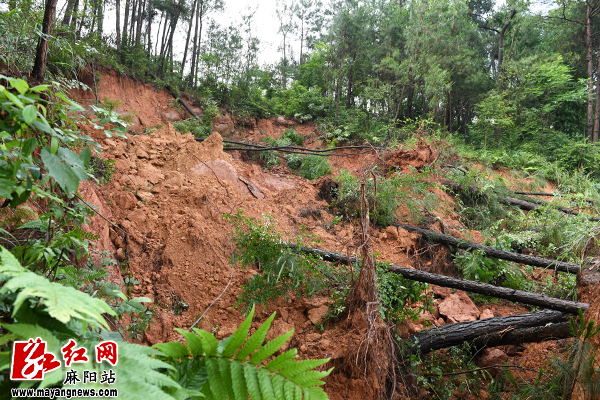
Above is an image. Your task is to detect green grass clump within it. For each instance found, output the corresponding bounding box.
[298,155,331,180]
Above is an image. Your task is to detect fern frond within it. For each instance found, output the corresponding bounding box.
[194,329,219,356]
[230,357,248,400]
[279,359,331,378]
[303,387,329,400]
[0,247,114,328]
[236,312,276,361]
[258,367,276,400]
[219,358,236,400]
[18,219,46,230]
[272,373,285,400]
[244,363,264,400]
[222,306,255,358]
[1,323,62,353]
[205,357,227,400]
[175,327,204,356]
[250,330,294,364]
[266,348,298,371]
[288,369,333,387]
[283,379,296,400]
[154,342,191,359]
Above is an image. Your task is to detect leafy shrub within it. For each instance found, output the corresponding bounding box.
[282,127,304,145]
[224,210,348,314]
[376,264,430,324]
[298,155,331,180]
[285,153,303,170]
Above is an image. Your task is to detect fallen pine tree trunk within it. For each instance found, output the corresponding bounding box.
[442,179,600,222]
[392,223,581,274]
[406,310,572,355]
[470,321,572,351]
[285,243,588,314]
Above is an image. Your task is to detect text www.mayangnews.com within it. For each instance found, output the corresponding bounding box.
[11,387,118,399]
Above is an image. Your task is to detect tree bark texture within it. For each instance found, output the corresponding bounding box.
[115,0,121,52]
[392,223,581,274]
[62,0,75,26]
[470,321,572,351]
[285,243,587,313]
[32,0,59,81]
[407,310,572,355]
[587,3,595,141]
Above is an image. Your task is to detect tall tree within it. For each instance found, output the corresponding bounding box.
[32,0,59,80]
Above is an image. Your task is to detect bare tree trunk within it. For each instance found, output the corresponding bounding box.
[595,41,600,142]
[135,0,144,46]
[181,0,199,73]
[76,0,87,37]
[70,0,79,31]
[192,1,204,87]
[122,0,130,50]
[62,0,75,25]
[129,0,137,46]
[32,0,59,81]
[146,8,153,54]
[97,0,104,36]
[115,0,121,52]
[154,11,164,56]
[587,3,595,141]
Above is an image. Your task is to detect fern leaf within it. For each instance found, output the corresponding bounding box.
[272,372,285,400]
[283,379,296,400]
[303,387,329,400]
[250,330,294,364]
[175,328,204,357]
[294,384,303,400]
[1,323,62,353]
[194,329,219,356]
[258,367,276,400]
[222,306,255,358]
[18,219,45,230]
[290,369,333,387]
[219,358,236,400]
[205,357,227,400]
[244,363,263,400]
[0,248,114,328]
[266,349,298,372]
[154,342,190,359]
[236,312,276,361]
[230,358,248,400]
[279,359,330,378]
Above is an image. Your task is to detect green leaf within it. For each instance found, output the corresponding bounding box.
[21,138,38,157]
[205,358,226,400]
[266,349,298,372]
[250,330,294,365]
[279,359,330,378]
[40,147,88,194]
[50,137,58,155]
[55,92,85,112]
[222,306,255,358]
[11,79,28,95]
[244,364,263,400]
[174,328,204,357]
[79,147,91,166]
[193,329,219,356]
[236,312,276,361]
[258,367,275,400]
[22,105,37,125]
[154,342,190,359]
[230,360,248,400]
[3,89,23,109]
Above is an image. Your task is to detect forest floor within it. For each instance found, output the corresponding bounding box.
[72,69,577,400]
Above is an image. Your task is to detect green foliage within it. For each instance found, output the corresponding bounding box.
[376,264,430,324]
[173,100,219,139]
[155,306,333,399]
[501,311,600,400]
[282,127,304,146]
[0,75,96,207]
[410,342,489,399]
[86,156,116,184]
[332,168,438,226]
[224,210,348,314]
[298,155,331,180]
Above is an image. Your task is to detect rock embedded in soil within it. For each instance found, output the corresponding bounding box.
[438,292,481,323]
[480,309,494,319]
[307,305,329,324]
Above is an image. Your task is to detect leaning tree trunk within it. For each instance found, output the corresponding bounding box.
[115,0,121,52]
[587,3,595,142]
[32,0,59,81]
[62,0,75,26]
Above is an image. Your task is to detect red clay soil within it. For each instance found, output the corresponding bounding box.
[70,73,575,399]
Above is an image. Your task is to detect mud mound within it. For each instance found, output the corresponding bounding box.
[384,141,438,173]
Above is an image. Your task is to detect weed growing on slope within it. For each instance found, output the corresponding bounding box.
[298,155,331,180]
[332,168,439,226]
[377,263,431,324]
[224,210,349,314]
